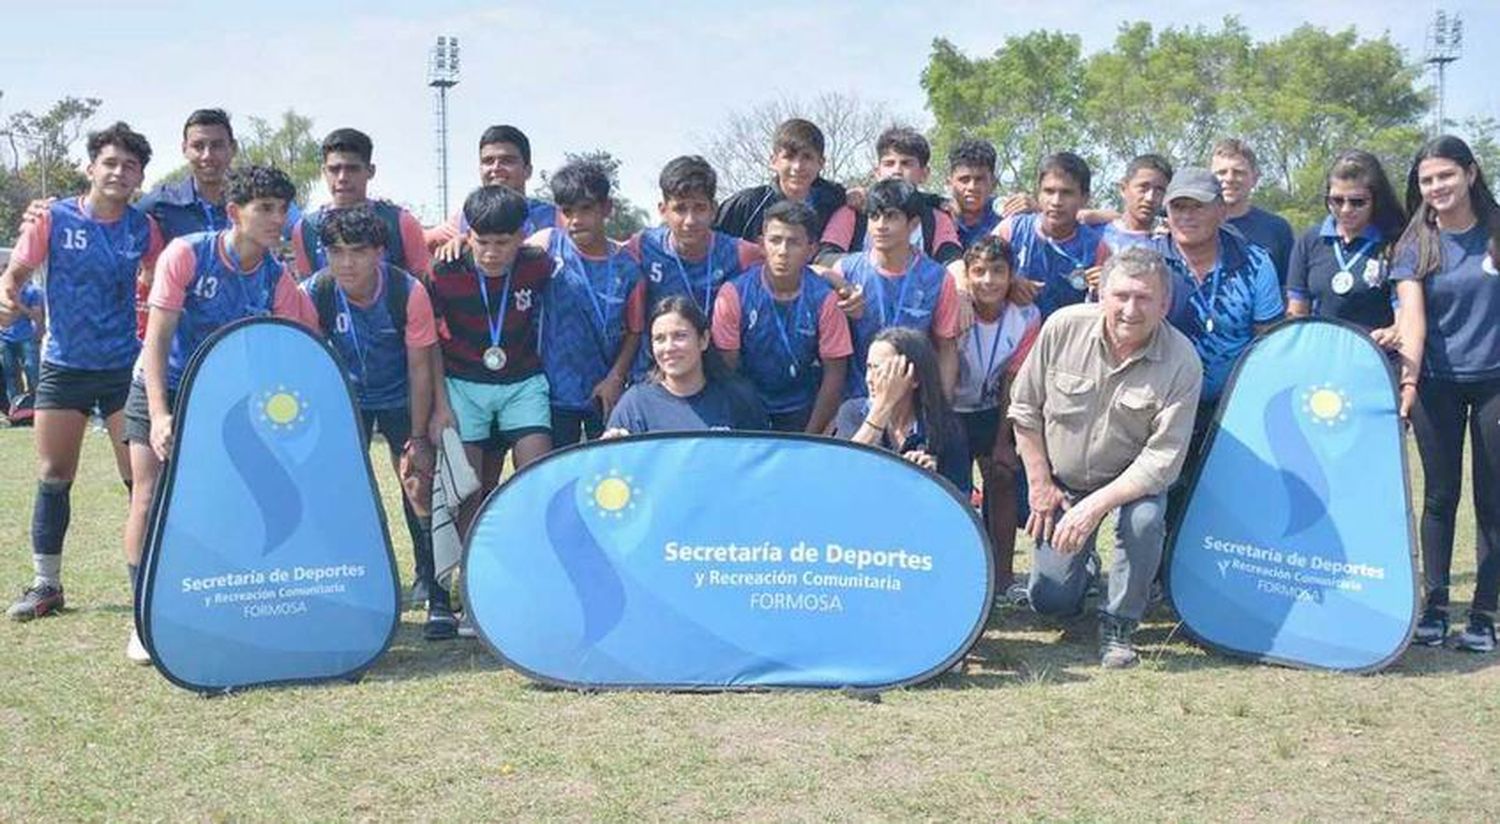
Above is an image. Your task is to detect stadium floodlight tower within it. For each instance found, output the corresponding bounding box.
[429,35,461,217]
[1424,10,1463,136]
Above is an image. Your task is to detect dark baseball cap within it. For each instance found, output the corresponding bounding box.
[1164,167,1221,203]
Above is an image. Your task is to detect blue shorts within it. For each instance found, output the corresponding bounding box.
[445,374,551,444]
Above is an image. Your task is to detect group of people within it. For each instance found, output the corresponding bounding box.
[0,105,1496,671]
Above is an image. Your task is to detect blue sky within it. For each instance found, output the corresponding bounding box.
[1,1,1494,223]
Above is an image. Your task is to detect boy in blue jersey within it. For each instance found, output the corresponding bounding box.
[818,127,963,266]
[712,201,852,433]
[715,118,848,243]
[1102,154,1173,253]
[625,156,762,375]
[425,125,558,253]
[121,164,315,661]
[948,139,1001,248]
[826,179,960,400]
[1,281,43,417]
[291,129,431,280]
[529,159,646,445]
[302,205,445,626]
[2,122,165,623]
[991,152,1112,318]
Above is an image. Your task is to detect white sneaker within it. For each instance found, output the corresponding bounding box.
[125,628,152,665]
[456,610,477,638]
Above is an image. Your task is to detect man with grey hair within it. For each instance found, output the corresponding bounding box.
[1008,246,1203,667]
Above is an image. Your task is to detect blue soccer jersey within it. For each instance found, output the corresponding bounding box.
[838,251,952,398]
[304,266,436,410]
[13,198,159,370]
[539,230,645,413]
[956,199,1000,249]
[717,266,842,414]
[1004,212,1110,318]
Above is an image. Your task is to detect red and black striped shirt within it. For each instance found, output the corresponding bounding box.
[430,247,554,384]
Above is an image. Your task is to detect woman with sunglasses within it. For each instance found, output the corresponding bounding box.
[1286,150,1409,343]
[1392,135,1500,652]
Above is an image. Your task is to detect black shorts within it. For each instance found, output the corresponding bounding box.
[122,379,175,445]
[35,362,132,417]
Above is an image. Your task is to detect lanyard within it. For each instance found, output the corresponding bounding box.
[872,253,917,327]
[570,239,619,338]
[1043,235,1088,271]
[761,271,810,371]
[221,232,273,314]
[970,315,1006,398]
[669,232,716,313]
[474,261,515,353]
[1191,262,1224,334]
[1332,237,1376,273]
[333,264,385,383]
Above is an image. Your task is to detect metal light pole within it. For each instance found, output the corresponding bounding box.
[428,36,461,218]
[1424,11,1463,136]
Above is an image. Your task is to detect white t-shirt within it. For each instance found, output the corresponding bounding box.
[954,302,1040,413]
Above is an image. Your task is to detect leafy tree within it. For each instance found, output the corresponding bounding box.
[700,92,899,192]
[239,111,322,205]
[0,95,100,245]
[923,32,1089,192]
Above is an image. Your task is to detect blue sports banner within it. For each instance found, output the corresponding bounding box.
[139,319,399,692]
[1167,319,1418,672]
[464,433,993,690]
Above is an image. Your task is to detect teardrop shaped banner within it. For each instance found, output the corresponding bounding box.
[464,433,993,690]
[1167,318,1418,672]
[139,318,399,692]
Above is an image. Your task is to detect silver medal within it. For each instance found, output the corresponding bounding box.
[483,346,508,372]
[1068,268,1088,291]
[1331,270,1354,295]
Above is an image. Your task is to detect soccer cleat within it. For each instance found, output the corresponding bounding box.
[125,628,152,665]
[1413,607,1449,647]
[6,583,64,621]
[1455,613,1496,654]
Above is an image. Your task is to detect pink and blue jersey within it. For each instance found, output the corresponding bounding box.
[148,231,315,390]
[292,201,431,279]
[11,198,163,370]
[999,213,1111,318]
[711,266,853,414]
[834,251,959,398]
[303,266,439,410]
[628,227,760,375]
[537,229,646,413]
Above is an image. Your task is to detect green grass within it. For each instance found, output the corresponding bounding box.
[0,425,1493,822]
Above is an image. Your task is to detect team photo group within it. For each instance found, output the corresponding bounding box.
[1,104,1497,673]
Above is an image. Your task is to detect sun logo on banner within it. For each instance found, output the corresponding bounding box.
[1302,383,1350,428]
[587,470,639,520]
[258,385,308,432]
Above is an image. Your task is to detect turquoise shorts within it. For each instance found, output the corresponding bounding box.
[445,373,551,444]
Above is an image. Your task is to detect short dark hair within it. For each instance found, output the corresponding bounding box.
[549,159,612,208]
[948,139,997,175]
[1123,153,1173,184]
[962,235,1014,270]
[479,125,531,166]
[225,164,295,206]
[318,203,388,248]
[772,118,825,158]
[463,185,529,235]
[321,128,374,164]
[1211,138,1258,172]
[864,178,923,220]
[86,122,152,166]
[659,155,717,202]
[182,108,234,143]
[1037,151,1092,196]
[876,126,930,167]
[762,200,818,240]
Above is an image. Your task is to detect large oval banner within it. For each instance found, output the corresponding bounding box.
[139,318,400,692]
[1167,318,1418,672]
[464,433,993,690]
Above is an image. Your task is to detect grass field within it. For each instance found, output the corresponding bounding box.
[1,424,1495,822]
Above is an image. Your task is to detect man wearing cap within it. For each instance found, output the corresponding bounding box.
[1151,167,1283,518]
[1008,247,1203,668]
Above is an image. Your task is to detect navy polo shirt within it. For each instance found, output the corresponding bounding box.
[1391,225,1500,382]
[1286,217,1394,331]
